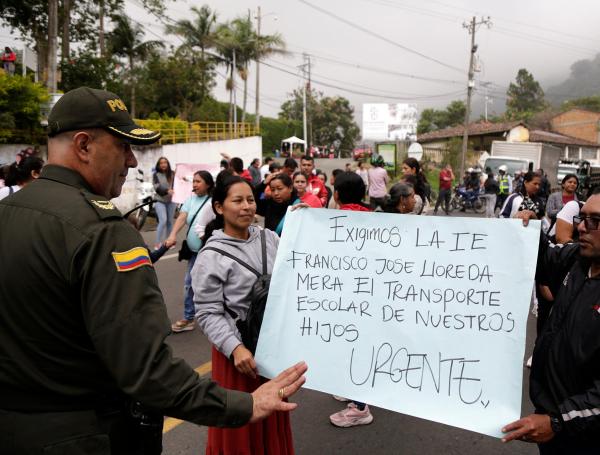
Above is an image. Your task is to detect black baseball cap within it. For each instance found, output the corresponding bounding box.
[47,87,161,145]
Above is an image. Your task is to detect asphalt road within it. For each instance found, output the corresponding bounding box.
[140,203,538,455]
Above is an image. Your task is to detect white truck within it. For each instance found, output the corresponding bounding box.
[487,141,561,186]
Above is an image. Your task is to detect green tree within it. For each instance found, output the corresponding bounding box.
[59,49,121,93]
[135,47,216,120]
[561,95,600,112]
[312,96,360,155]
[0,73,48,143]
[417,100,465,134]
[214,16,285,123]
[108,15,163,117]
[279,87,320,122]
[166,5,218,102]
[279,89,360,154]
[0,1,166,86]
[505,68,547,121]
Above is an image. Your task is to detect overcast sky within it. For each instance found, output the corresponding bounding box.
[3,0,600,122]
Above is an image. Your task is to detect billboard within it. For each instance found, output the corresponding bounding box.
[363,103,418,141]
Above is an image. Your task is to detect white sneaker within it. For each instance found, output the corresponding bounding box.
[332,395,349,402]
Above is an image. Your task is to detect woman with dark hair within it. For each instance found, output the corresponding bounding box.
[384,182,418,214]
[165,170,215,333]
[499,171,544,219]
[0,156,44,201]
[546,173,578,221]
[401,157,430,206]
[153,156,176,246]
[292,172,322,208]
[193,174,294,454]
[255,173,299,235]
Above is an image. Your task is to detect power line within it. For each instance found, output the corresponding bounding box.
[285,48,466,86]
[260,59,466,101]
[297,0,465,74]
[358,0,599,56]
[268,56,463,97]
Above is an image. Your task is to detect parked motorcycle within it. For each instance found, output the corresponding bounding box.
[449,186,486,213]
[122,169,156,230]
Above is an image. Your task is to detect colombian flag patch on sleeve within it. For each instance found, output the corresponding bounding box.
[111,247,152,272]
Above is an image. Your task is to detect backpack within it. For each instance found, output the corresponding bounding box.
[202,229,270,354]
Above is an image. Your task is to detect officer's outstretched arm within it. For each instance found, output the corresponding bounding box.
[78,221,253,427]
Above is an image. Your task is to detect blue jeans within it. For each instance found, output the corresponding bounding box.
[183,253,197,321]
[155,201,176,244]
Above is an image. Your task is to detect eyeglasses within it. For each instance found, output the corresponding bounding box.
[573,215,600,231]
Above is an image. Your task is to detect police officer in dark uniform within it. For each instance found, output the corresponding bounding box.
[0,87,306,454]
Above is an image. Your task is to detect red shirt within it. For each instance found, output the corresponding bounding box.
[439,169,453,191]
[2,52,16,63]
[300,192,322,208]
[339,203,372,212]
[562,193,575,204]
[307,175,328,207]
[239,169,253,183]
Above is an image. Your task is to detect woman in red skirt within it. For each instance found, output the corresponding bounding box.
[193,173,295,455]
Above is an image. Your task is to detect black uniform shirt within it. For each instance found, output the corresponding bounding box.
[0,165,252,427]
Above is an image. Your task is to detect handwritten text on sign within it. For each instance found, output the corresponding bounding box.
[255,209,540,438]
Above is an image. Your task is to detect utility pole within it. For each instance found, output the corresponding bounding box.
[460,16,492,177]
[255,6,261,132]
[306,54,312,150]
[99,0,106,58]
[47,0,58,92]
[233,49,238,137]
[481,81,493,122]
[299,54,309,151]
[62,0,71,63]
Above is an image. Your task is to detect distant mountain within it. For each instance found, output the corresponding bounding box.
[546,53,600,105]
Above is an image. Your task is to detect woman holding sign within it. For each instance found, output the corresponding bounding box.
[193,173,294,454]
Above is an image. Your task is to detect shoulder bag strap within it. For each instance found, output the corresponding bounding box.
[185,197,209,237]
[260,229,267,275]
[202,246,261,278]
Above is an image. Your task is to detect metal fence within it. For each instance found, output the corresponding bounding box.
[422,146,483,166]
[135,120,259,145]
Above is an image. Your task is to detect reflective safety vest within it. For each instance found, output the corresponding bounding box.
[498,175,510,195]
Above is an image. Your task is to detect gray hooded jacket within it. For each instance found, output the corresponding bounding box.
[191,225,279,357]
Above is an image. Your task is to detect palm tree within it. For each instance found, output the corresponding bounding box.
[215,16,286,124]
[108,16,163,117]
[166,5,217,100]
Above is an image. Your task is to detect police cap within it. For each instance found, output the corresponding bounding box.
[47,87,161,145]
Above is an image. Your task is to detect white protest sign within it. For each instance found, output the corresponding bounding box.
[255,209,540,438]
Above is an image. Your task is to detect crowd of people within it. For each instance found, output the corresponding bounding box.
[1,86,598,454]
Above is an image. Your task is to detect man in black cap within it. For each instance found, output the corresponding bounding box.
[0,87,306,454]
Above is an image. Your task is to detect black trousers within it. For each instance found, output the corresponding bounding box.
[434,188,451,213]
[0,406,163,454]
[538,434,598,454]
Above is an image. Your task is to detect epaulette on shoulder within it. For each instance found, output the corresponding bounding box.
[81,190,123,220]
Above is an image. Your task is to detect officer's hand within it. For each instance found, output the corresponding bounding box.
[501,414,554,443]
[164,236,177,248]
[232,345,257,378]
[515,210,537,226]
[249,361,308,423]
